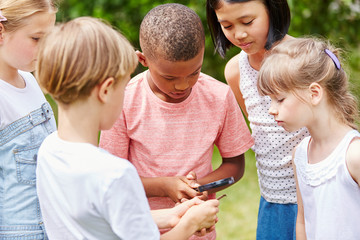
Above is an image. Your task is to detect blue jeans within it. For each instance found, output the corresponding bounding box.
[0,103,55,239]
[256,196,297,240]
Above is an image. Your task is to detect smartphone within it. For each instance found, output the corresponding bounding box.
[196,177,235,192]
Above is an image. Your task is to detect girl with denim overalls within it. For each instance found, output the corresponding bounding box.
[0,1,57,239]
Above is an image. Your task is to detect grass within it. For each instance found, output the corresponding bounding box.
[212,147,260,240]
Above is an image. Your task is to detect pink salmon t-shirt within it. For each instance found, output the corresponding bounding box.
[100,70,253,209]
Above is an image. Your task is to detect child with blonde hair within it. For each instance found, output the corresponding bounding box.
[0,0,57,238]
[36,16,219,240]
[258,37,360,239]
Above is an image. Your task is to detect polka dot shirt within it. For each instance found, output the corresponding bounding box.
[238,51,309,204]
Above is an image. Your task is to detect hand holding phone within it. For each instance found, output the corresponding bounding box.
[196,177,235,192]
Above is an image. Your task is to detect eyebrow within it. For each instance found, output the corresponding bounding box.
[218,15,252,23]
[31,31,46,35]
[162,66,202,78]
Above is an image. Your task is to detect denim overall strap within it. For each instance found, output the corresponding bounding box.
[0,102,53,146]
[0,102,54,240]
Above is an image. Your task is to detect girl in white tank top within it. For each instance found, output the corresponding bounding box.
[258,37,360,240]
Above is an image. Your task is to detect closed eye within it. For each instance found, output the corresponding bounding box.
[190,70,200,76]
[163,77,176,81]
[244,19,254,25]
[221,23,232,29]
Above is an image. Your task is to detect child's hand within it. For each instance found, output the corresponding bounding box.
[166,197,203,228]
[161,175,200,203]
[182,199,219,232]
[184,171,208,201]
[185,171,198,185]
[194,225,216,237]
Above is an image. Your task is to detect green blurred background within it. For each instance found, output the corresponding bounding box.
[49,0,360,123]
[48,1,359,239]
[56,0,360,84]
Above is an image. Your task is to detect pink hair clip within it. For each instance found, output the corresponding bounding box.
[0,10,7,22]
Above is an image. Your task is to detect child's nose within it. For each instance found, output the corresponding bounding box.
[175,79,190,91]
[235,27,247,40]
[268,104,278,116]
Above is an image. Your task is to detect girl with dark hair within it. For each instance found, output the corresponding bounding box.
[206,1,308,239]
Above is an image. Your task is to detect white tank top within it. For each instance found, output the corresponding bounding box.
[238,51,309,203]
[294,130,360,239]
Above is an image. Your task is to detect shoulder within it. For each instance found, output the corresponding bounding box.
[19,71,38,87]
[19,70,44,94]
[198,72,228,88]
[122,71,147,106]
[125,71,146,92]
[197,72,231,97]
[224,53,241,86]
[292,142,302,162]
[292,145,299,169]
[80,148,139,188]
[19,70,39,86]
[38,131,57,152]
[97,151,144,194]
[293,137,311,163]
[19,70,36,80]
[193,73,240,114]
[346,135,360,184]
[98,148,135,171]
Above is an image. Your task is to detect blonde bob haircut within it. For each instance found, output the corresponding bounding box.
[0,0,58,32]
[36,17,138,104]
[258,37,359,129]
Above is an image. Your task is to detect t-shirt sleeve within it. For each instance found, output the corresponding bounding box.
[215,89,254,158]
[99,111,130,159]
[102,164,160,239]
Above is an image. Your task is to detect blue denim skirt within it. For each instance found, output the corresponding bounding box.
[256,196,297,240]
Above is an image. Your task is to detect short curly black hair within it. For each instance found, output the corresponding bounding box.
[140,3,205,62]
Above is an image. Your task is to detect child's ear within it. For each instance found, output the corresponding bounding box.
[97,77,115,103]
[308,82,323,105]
[136,50,148,67]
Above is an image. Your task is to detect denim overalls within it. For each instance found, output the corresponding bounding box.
[0,102,55,239]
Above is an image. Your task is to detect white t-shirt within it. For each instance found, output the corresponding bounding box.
[0,71,55,130]
[37,132,160,240]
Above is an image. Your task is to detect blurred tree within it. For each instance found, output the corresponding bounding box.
[56,0,359,92]
[289,0,360,97]
[290,0,359,46]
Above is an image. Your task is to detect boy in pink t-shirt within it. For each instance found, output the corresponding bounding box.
[100,4,254,239]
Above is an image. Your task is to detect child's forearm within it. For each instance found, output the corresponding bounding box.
[160,200,218,240]
[160,220,198,240]
[140,176,167,197]
[198,154,245,193]
[296,220,307,240]
[151,208,173,229]
[151,197,202,229]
